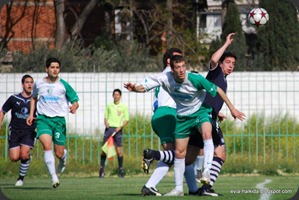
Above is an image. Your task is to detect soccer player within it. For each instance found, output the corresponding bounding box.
[0,75,36,186]
[124,55,245,196]
[26,57,79,188]
[141,48,202,196]
[99,89,129,178]
[193,32,238,195]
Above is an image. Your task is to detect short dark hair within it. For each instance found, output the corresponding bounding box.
[163,48,182,69]
[46,57,61,68]
[219,52,237,63]
[170,55,185,68]
[21,74,33,84]
[113,88,122,96]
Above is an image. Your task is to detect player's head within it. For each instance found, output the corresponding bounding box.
[21,74,33,84]
[163,48,182,69]
[113,88,122,96]
[113,89,122,102]
[170,55,186,83]
[21,74,34,93]
[45,57,61,79]
[219,52,236,76]
[46,57,61,68]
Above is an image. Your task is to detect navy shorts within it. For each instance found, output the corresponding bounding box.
[102,127,123,147]
[188,118,225,148]
[9,130,36,149]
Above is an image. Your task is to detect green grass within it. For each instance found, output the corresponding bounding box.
[0,175,298,200]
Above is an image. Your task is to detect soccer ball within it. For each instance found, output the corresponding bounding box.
[248,8,269,27]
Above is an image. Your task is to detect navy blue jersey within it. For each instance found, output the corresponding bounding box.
[1,93,36,131]
[203,65,227,118]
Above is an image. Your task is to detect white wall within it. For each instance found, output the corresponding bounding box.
[1,72,298,134]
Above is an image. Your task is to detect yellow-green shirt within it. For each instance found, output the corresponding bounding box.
[105,102,129,127]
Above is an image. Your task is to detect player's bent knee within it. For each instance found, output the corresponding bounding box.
[219,154,226,161]
[55,151,64,159]
[20,154,30,160]
[10,157,19,162]
[214,145,226,161]
[175,151,186,159]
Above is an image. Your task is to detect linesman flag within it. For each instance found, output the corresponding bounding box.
[102,132,117,160]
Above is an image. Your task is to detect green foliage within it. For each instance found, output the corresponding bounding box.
[85,47,118,72]
[255,0,299,70]
[224,112,299,169]
[11,42,91,72]
[123,114,160,156]
[222,155,255,174]
[3,1,299,72]
[206,37,222,61]
[8,39,161,72]
[113,41,159,72]
[220,1,247,70]
[0,113,298,177]
[179,29,210,68]
[92,33,158,72]
[131,0,210,69]
[222,1,243,38]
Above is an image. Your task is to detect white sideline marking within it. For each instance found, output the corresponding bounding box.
[256,179,272,200]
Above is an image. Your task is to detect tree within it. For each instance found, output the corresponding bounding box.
[54,0,101,49]
[54,0,67,49]
[132,0,210,69]
[219,0,247,70]
[257,0,299,71]
[1,2,27,50]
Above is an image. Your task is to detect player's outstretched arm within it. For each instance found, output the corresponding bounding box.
[217,87,246,121]
[124,82,146,93]
[210,32,235,69]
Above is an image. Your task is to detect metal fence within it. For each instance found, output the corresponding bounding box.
[0,72,298,164]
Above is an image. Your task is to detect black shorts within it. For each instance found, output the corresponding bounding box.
[9,130,36,149]
[188,118,225,148]
[102,127,123,147]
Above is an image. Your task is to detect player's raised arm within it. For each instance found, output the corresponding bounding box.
[210,33,235,69]
[216,86,245,121]
[123,82,146,93]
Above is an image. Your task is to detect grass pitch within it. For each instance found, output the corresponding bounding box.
[0,175,298,200]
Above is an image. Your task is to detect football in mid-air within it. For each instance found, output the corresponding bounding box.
[248,8,269,27]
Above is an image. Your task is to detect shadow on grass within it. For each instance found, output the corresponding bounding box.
[120,194,143,196]
[0,188,10,200]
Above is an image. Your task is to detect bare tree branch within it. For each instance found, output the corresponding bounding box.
[54,0,66,49]
[66,0,98,42]
[1,2,27,50]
